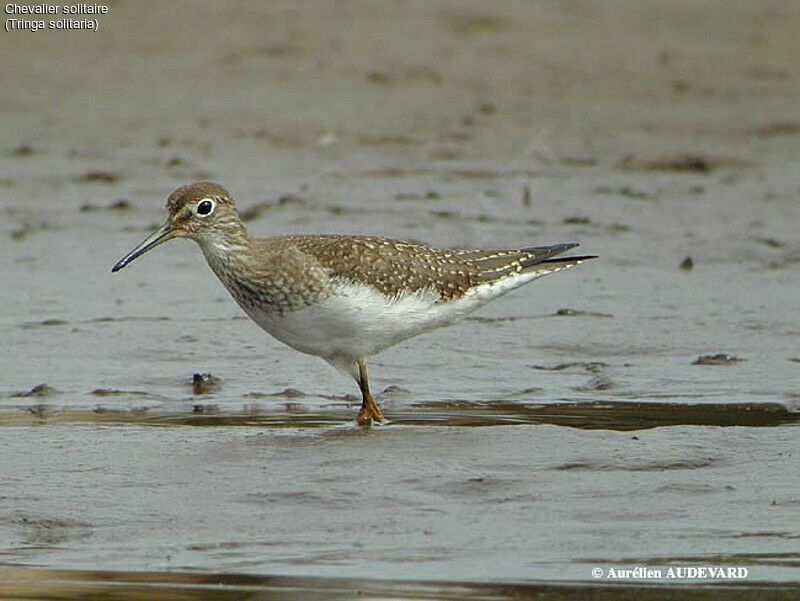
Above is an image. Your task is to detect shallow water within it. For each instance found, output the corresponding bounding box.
[2,421,799,584]
[2,0,800,595]
[2,567,798,601]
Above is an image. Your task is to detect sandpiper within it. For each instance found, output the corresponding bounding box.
[112,182,596,424]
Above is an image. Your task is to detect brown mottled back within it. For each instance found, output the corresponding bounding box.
[284,235,577,300]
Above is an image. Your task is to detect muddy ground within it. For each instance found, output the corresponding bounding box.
[1,1,799,598]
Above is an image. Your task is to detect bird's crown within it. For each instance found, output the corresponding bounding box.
[166,181,232,215]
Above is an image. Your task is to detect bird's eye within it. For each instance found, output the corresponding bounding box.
[196,199,215,216]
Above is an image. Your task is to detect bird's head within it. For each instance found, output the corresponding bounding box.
[111,181,245,272]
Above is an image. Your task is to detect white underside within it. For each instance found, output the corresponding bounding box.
[238,267,567,379]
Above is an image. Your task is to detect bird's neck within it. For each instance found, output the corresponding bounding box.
[197,226,250,268]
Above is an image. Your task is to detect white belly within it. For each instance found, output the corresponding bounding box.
[238,270,551,364]
[240,281,471,361]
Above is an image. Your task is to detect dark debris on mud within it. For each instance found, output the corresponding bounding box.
[10,384,58,398]
[79,199,132,212]
[617,153,748,173]
[531,362,609,374]
[751,236,786,249]
[594,185,657,200]
[240,194,306,221]
[756,122,800,138]
[192,373,221,395]
[10,144,35,157]
[563,216,591,225]
[90,388,150,398]
[19,319,68,329]
[77,170,121,184]
[554,308,614,318]
[11,221,52,241]
[394,189,442,201]
[692,354,746,366]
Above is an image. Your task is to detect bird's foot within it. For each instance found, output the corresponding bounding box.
[356,400,384,426]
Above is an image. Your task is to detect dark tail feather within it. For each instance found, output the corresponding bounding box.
[538,255,598,264]
[523,254,597,276]
[520,243,580,268]
[520,243,596,274]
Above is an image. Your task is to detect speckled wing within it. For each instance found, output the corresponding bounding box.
[452,243,584,285]
[286,235,475,300]
[287,235,588,301]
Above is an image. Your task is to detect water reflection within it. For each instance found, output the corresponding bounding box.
[0,401,796,430]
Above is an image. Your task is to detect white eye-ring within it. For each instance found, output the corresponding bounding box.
[195,198,216,217]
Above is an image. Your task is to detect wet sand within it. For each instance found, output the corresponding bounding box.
[1,0,799,596]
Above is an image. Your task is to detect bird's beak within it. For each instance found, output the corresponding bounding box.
[111,221,176,272]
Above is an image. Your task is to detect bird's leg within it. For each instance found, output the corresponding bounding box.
[356,358,383,425]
